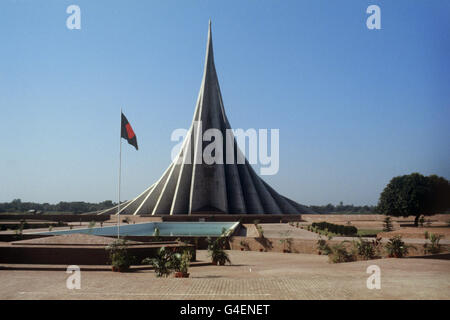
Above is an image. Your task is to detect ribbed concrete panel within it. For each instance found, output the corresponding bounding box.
[151,163,181,215]
[236,162,264,214]
[170,131,194,215]
[247,163,282,214]
[133,164,173,215]
[96,200,131,216]
[261,180,298,214]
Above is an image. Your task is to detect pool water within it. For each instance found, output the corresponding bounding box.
[40,222,239,237]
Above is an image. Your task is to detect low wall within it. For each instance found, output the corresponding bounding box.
[0,242,195,265]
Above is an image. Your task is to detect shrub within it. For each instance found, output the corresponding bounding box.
[207,230,231,265]
[171,250,191,274]
[239,240,250,251]
[385,235,414,258]
[122,217,130,224]
[328,241,356,263]
[353,238,376,260]
[106,239,134,272]
[142,247,172,277]
[423,233,443,254]
[383,216,393,232]
[255,224,264,238]
[316,236,331,255]
[153,227,161,240]
[279,232,293,252]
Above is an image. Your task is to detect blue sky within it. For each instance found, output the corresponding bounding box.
[0,0,449,206]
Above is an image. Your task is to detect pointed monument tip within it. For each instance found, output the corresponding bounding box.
[207,19,212,40]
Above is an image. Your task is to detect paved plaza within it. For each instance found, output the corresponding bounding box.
[1,250,449,300]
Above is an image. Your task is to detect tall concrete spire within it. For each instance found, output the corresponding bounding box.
[98,22,315,215]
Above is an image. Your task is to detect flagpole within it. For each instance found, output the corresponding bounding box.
[117,108,122,239]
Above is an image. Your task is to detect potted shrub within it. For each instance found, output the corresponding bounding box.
[172,250,191,278]
[279,232,293,253]
[142,247,173,277]
[207,236,231,266]
[106,239,134,272]
[239,240,249,251]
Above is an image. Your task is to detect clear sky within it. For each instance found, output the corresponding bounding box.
[0,0,449,206]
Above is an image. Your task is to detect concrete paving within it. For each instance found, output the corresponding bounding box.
[0,250,448,300]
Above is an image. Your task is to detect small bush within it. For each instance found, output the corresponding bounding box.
[255,223,264,238]
[317,236,331,255]
[107,239,134,272]
[142,247,172,277]
[328,241,356,263]
[423,233,443,254]
[383,216,393,232]
[239,240,250,251]
[353,238,376,260]
[171,249,191,274]
[153,227,161,240]
[207,230,231,265]
[385,235,414,258]
[279,232,293,252]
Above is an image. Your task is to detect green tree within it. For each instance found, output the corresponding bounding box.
[378,173,450,227]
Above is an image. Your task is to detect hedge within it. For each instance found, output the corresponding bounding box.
[311,222,358,236]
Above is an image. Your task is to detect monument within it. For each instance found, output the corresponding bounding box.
[99,22,314,216]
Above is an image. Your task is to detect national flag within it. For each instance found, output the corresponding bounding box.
[121,112,138,150]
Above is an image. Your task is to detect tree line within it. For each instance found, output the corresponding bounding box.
[309,203,376,214]
[0,199,116,214]
[0,198,377,215]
